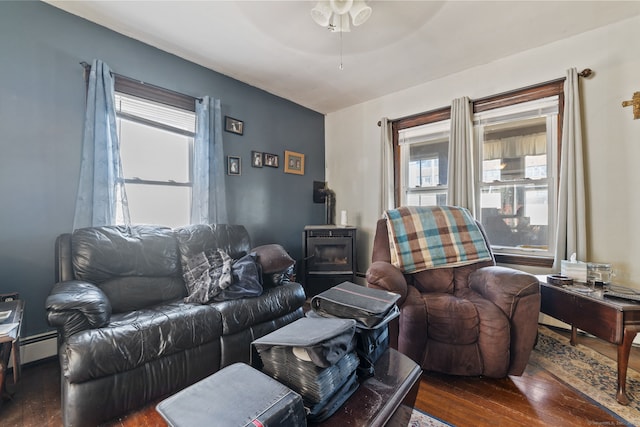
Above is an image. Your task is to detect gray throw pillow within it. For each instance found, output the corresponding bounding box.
[183,249,233,304]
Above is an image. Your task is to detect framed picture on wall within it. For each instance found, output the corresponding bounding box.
[264,153,279,168]
[284,150,305,175]
[227,156,241,175]
[251,151,263,168]
[224,116,244,135]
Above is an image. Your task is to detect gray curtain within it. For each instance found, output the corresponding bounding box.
[447,96,476,216]
[73,59,129,229]
[379,117,395,215]
[193,96,227,224]
[553,68,587,268]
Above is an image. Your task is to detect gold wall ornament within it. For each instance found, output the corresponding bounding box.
[622,92,640,120]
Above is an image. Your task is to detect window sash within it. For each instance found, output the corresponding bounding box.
[114,90,196,228]
[399,120,450,206]
[476,102,558,257]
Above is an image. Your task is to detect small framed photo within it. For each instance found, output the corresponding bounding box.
[284,150,305,175]
[227,156,241,175]
[224,116,244,135]
[264,153,279,168]
[251,151,263,168]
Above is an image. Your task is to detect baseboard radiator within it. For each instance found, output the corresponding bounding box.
[11,331,58,367]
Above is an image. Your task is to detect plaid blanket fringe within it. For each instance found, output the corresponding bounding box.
[384,206,492,273]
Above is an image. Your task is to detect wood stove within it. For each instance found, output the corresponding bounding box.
[302,225,357,297]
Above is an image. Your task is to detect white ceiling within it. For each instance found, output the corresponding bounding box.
[45,1,640,114]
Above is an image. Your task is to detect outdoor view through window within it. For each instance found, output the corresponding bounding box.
[478,114,554,254]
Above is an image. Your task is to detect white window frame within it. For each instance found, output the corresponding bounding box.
[114,91,196,227]
[399,119,450,206]
[474,96,559,258]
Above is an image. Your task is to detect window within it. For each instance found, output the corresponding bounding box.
[393,81,564,266]
[397,113,450,207]
[476,97,559,258]
[113,80,197,228]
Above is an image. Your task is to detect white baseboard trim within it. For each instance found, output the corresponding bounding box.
[11,331,58,367]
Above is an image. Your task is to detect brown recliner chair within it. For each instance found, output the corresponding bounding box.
[366,216,540,378]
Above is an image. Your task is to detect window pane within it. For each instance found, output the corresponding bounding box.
[480,183,549,249]
[406,191,447,206]
[408,140,448,188]
[481,117,547,182]
[125,183,190,228]
[119,119,191,182]
[525,154,547,179]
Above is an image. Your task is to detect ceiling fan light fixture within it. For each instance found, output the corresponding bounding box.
[311,0,371,33]
[311,1,332,27]
[349,0,372,26]
[330,13,351,33]
[329,0,354,15]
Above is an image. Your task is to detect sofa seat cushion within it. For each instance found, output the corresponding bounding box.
[424,294,480,344]
[422,289,511,377]
[63,301,222,383]
[213,282,306,336]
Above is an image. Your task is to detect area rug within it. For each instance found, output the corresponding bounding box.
[388,405,453,427]
[531,325,640,426]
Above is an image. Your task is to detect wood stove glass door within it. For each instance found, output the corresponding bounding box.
[307,237,353,275]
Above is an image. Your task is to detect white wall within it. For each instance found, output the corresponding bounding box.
[326,15,640,286]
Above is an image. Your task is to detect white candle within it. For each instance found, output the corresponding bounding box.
[340,210,348,226]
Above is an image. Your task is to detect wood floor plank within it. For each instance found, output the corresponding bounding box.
[2,326,638,426]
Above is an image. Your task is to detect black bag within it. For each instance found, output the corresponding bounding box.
[156,363,307,427]
[355,323,390,378]
[252,317,360,421]
[310,282,400,378]
[306,371,359,423]
[310,281,400,328]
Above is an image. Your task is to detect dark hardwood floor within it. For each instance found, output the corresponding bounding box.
[2,326,638,427]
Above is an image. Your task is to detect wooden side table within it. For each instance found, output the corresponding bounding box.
[311,348,422,427]
[156,347,421,427]
[0,299,24,400]
[538,276,640,405]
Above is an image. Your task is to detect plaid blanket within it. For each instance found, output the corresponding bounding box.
[384,206,492,273]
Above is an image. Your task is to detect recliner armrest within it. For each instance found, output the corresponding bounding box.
[469,266,540,318]
[366,261,408,306]
[46,280,112,340]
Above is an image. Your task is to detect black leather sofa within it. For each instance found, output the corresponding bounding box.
[45,224,306,427]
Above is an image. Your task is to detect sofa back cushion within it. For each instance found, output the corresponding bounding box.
[71,225,185,312]
[174,224,251,261]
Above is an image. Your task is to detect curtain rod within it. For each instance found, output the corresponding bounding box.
[376,68,593,127]
[80,61,203,103]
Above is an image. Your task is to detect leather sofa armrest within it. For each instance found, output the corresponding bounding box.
[469,265,540,318]
[46,280,112,340]
[366,261,408,306]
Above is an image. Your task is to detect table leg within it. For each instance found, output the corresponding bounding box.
[0,342,9,401]
[12,340,20,384]
[616,326,640,405]
[0,361,5,401]
[570,326,578,346]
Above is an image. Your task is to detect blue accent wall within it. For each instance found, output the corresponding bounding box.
[0,1,325,336]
